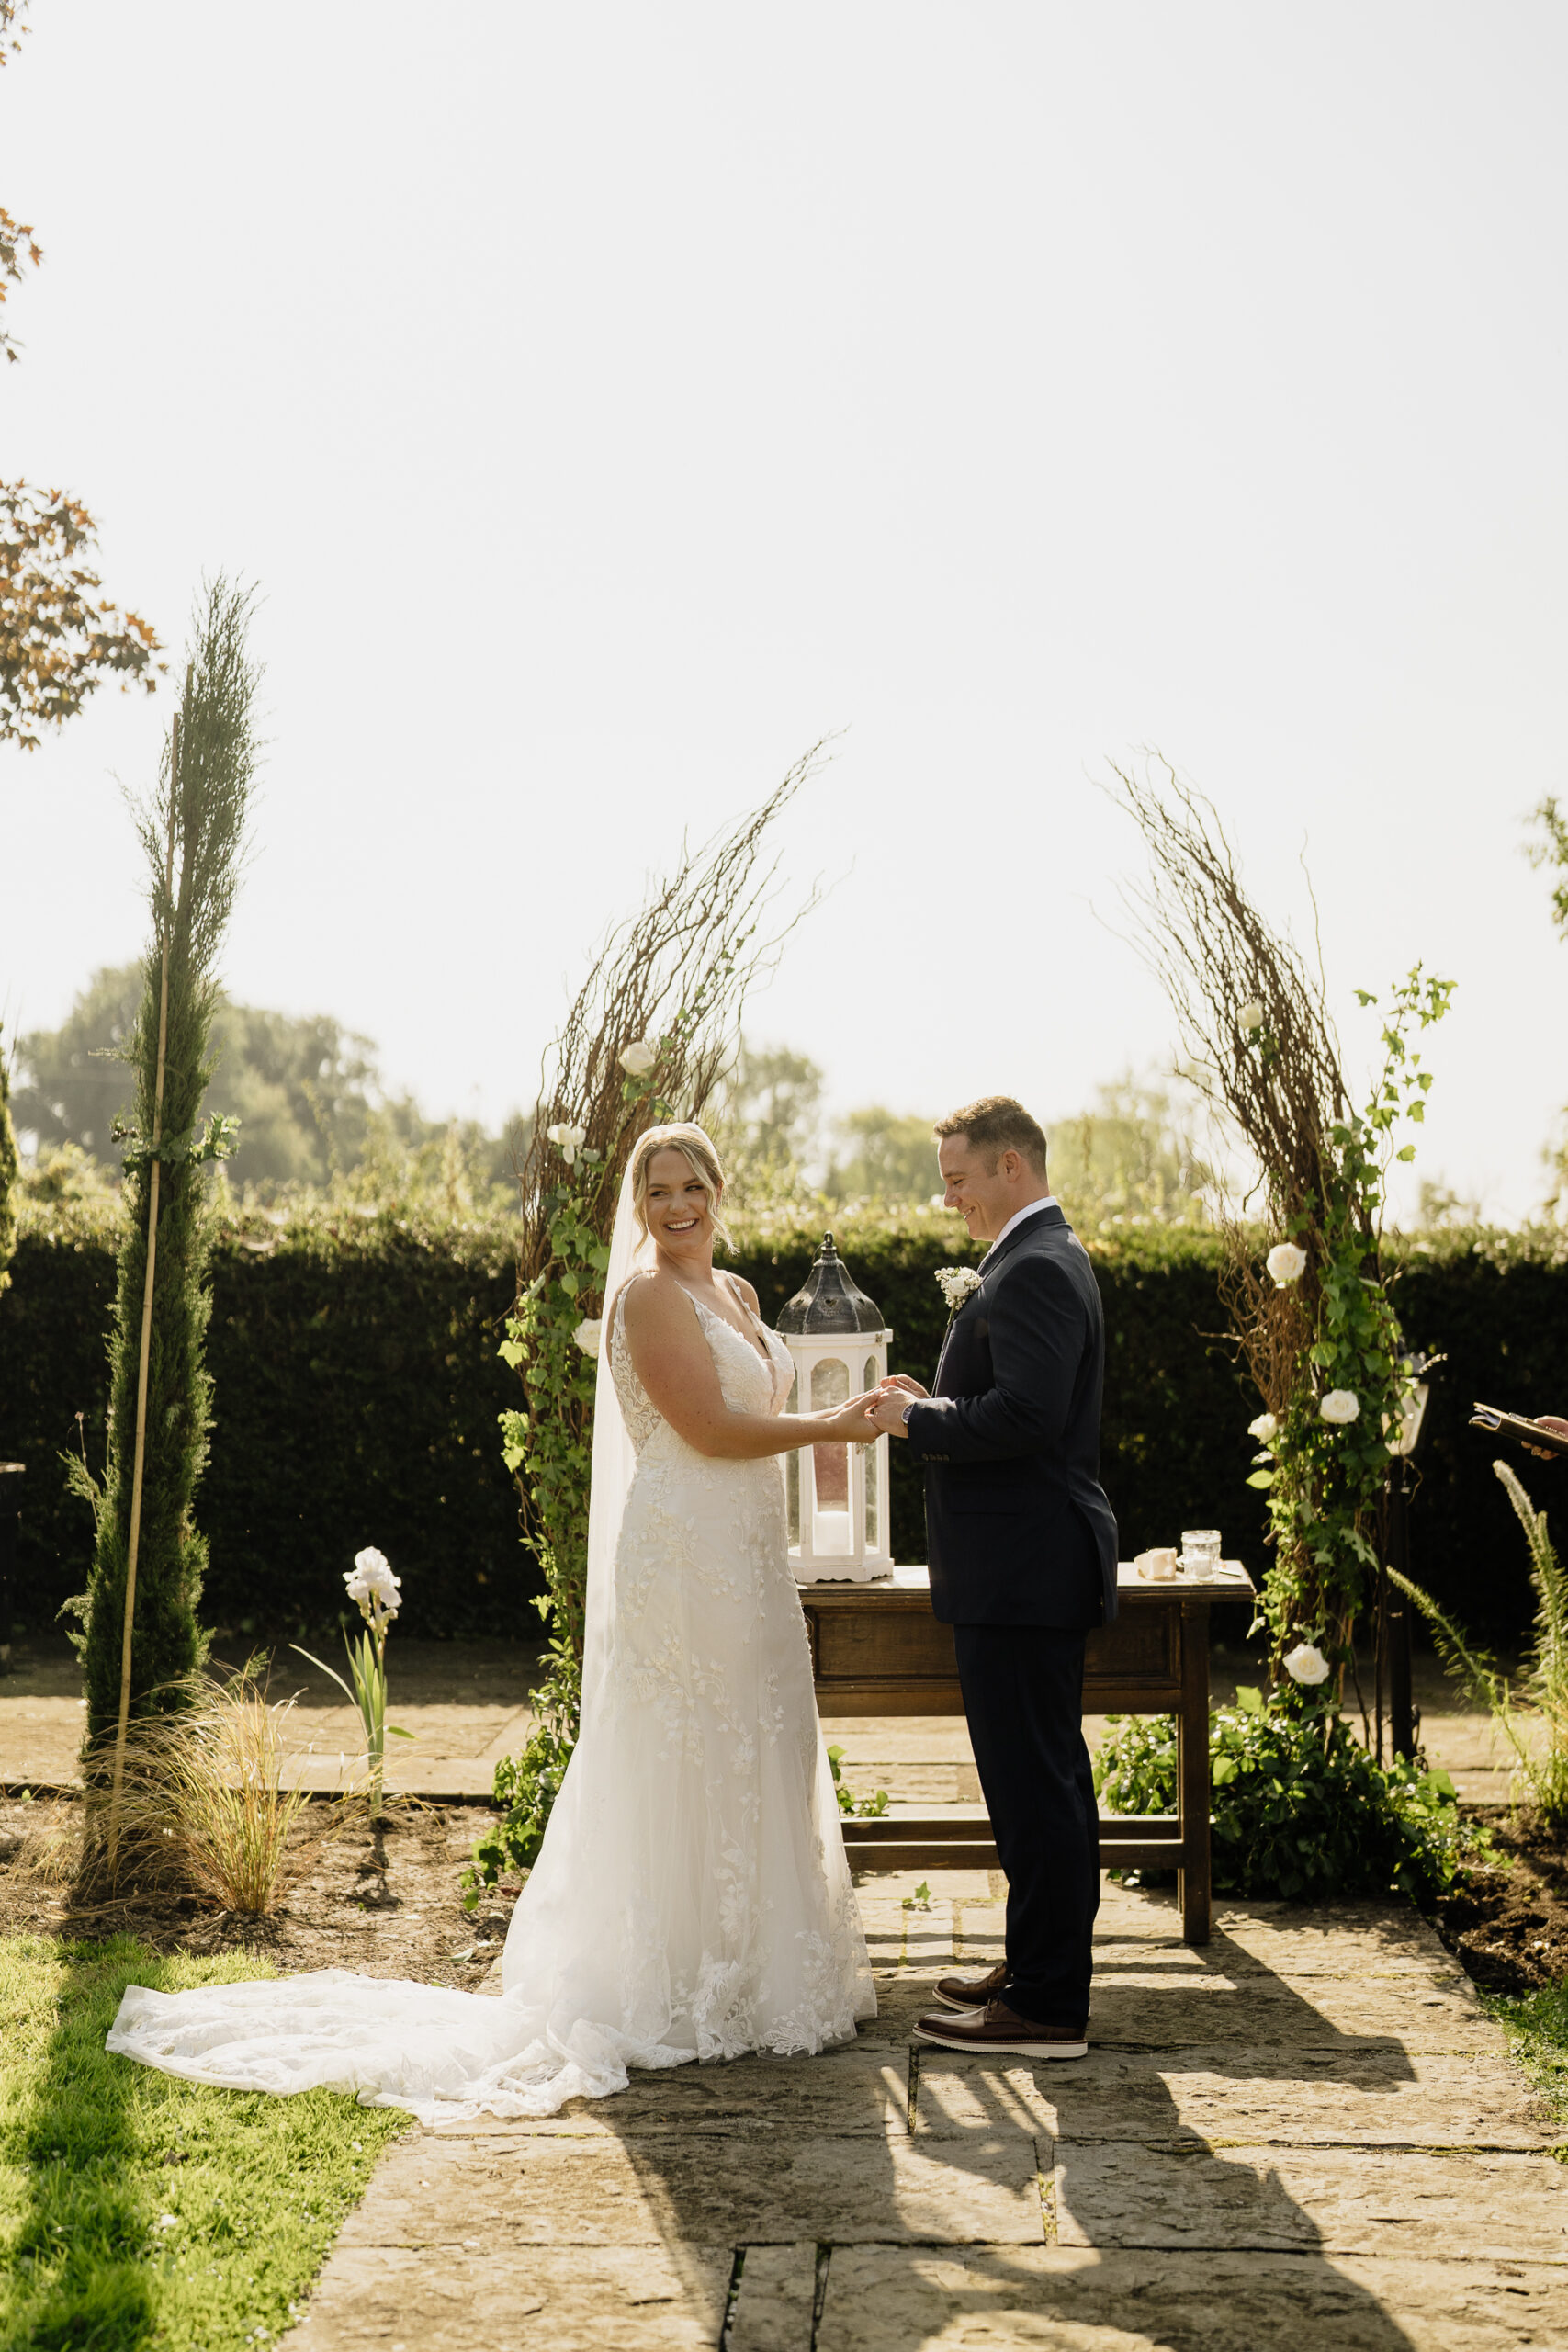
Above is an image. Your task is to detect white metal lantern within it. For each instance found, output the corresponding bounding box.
[776,1233,893,1583]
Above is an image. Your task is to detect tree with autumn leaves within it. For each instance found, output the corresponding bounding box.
[0,1,163,751]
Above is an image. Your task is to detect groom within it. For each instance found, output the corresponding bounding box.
[868,1095,1117,2059]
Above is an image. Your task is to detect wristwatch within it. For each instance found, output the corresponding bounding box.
[901,1403,915,1427]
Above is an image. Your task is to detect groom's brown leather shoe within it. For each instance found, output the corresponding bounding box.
[913,1999,1088,2059]
[932,1962,1009,2013]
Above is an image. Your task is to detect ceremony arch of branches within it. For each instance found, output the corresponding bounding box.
[1109,755,1450,1677]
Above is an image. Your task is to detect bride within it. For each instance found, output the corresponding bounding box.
[107,1124,880,2120]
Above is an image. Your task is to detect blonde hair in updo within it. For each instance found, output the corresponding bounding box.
[629,1124,733,1250]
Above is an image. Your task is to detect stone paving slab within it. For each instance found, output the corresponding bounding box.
[283,2242,730,2350]
[813,2246,1568,2352]
[1207,1906,1479,1975]
[913,2048,1558,2150]
[728,2241,821,2351]
[1086,1973,1495,2052]
[1084,1942,1463,1984]
[817,1718,979,1762]
[423,2047,908,2138]
[336,2124,1048,2249]
[852,1956,1492,2056]
[0,1645,543,1797]
[953,1894,1483,1976]
[1053,2142,1568,2260]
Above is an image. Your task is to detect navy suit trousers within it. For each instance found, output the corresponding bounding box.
[953,1621,1100,2025]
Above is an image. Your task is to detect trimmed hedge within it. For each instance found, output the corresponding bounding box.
[1,1203,523,1643]
[1,1203,1563,1644]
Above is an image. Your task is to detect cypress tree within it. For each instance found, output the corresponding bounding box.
[0,1024,17,1306]
[75,582,259,1781]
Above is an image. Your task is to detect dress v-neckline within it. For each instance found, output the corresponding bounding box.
[689,1282,773,1368]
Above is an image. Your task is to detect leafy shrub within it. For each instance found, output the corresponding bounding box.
[1094,1685,1473,1903]
[462,1654,580,1902]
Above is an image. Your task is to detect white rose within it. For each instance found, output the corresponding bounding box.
[935,1266,983,1311]
[1319,1389,1360,1425]
[1238,1001,1265,1032]
[618,1040,657,1076]
[1247,1411,1278,1442]
[1283,1641,1330,1686]
[547,1121,586,1167]
[574,1317,603,1357]
[1266,1241,1307,1286]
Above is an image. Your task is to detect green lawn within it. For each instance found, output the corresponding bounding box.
[1490,1975,1568,2152]
[1,1935,408,2351]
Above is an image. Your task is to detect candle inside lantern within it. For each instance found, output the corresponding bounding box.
[812,1504,852,1555]
[811,1358,851,1555]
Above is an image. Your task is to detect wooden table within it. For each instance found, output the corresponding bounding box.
[803,1560,1254,1947]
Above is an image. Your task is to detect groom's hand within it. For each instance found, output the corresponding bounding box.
[876,1375,929,1399]
[869,1391,915,1438]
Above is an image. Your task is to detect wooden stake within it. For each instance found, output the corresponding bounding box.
[107,704,181,1858]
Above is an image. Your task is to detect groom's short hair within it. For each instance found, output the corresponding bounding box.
[933,1096,1048,1177]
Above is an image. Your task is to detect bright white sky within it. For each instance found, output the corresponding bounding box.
[4,3,1566,1220]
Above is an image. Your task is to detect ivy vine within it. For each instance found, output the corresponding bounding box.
[1247,967,1453,1677]
[464,1057,675,1903]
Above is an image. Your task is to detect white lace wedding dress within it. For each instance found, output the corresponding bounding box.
[107,1246,874,2122]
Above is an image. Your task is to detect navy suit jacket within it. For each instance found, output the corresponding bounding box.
[906,1205,1119,1629]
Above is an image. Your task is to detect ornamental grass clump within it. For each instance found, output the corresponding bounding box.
[1392,1460,1568,1831]
[1096,1684,1471,1905]
[95,1661,311,1914]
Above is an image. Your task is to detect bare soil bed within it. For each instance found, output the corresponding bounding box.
[0,1793,522,1983]
[1428,1807,1568,1995]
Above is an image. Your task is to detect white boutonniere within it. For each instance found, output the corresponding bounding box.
[935,1266,983,1315]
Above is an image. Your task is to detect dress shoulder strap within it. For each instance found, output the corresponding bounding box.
[719,1269,761,1326]
[608,1265,658,1338]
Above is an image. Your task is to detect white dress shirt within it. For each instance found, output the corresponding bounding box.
[981,1194,1059,1264]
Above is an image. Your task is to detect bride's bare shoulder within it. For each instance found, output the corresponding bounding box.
[618,1268,695,1335]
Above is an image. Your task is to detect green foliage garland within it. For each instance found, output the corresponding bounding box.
[1245,970,1454,1661]
[1096,1684,1473,1904]
[466,1068,671,1899]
